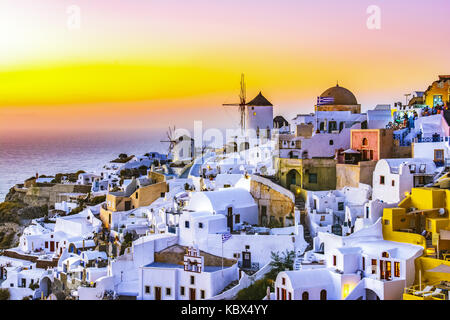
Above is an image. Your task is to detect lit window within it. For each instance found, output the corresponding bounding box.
[253,112,256,116]
[394,262,400,277]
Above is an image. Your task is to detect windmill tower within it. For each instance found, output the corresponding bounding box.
[223,74,247,134]
[160,126,177,158]
[223,74,273,136]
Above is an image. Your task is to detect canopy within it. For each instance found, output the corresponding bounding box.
[426,264,450,274]
[343,149,360,154]
[440,229,450,240]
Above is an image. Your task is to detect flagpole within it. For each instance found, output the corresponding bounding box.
[221,235,224,278]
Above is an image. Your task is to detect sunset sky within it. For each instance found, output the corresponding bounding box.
[1,0,450,133]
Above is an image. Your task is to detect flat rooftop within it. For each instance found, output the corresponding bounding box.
[145,262,229,272]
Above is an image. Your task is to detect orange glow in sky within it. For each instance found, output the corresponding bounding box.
[1,0,450,132]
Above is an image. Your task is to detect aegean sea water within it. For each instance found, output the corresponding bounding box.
[0,129,166,202]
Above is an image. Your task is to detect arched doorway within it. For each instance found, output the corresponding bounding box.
[365,289,380,300]
[286,169,301,190]
[320,289,327,300]
[40,277,52,298]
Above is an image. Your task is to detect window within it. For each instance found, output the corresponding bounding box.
[419,164,426,173]
[379,176,385,185]
[435,149,444,162]
[409,164,416,173]
[198,223,203,229]
[362,257,365,270]
[166,287,171,296]
[329,140,334,145]
[302,291,309,300]
[288,292,292,300]
[245,245,250,250]
[145,286,150,294]
[371,259,377,274]
[394,262,400,277]
[190,276,195,285]
[161,192,165,198]
[382,252,389,258]
[180,286,185,296]
[362,138,368,146]
[200,290,205,299]
[333,255,337,266]
[309,173,318,184]
[135,192,138,199]
[320,290,327,300]
[366,206,370,219]
[235,214,240,224]
[384,219,390,225]
[338,202,344,211]
[320,215,325,221]
[185,221,190,228]
[282,277,286,285]
[391,180,395,187]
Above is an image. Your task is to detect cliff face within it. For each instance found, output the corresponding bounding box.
[4,187,25,203]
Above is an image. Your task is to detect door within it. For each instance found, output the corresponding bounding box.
[189,288,196,300]
[21,278,26,288]
[155,287,161,300]
[50,241,55,252]
[125,201,131,211]
[380,260,385,280]
[281,288,286,300]
[242,251,251,269]
[386,261,392,280]
[227,207,233,231]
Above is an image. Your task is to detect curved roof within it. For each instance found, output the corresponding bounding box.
[187,188,256,212]
[319,84,358,105]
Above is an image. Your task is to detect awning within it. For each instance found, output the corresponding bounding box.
[426,264,450,274]
[342,149,360,154]
[440,229,450,240]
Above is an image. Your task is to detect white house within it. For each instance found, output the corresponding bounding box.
[372,158,437,204]
[275,220,423,300]
[139,246,238,300]
[185,188,258,231]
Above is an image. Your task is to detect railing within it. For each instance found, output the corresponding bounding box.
[415,136,447,143]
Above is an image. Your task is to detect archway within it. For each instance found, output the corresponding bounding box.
[365,288,380,300]
[40,277,52,298]
[286,169,301,190]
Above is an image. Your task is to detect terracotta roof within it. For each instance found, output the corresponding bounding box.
[246,92,273,106]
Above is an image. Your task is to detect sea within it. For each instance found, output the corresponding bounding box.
[0,129,167,202]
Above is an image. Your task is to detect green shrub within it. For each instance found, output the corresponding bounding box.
[88,195,106,206]
[0,201,24,223]
[0,288,10,300]
[236,277,273,300]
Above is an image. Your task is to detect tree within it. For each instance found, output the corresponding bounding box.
[267,250,295,280]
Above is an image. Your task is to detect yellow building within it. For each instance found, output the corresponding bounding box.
[275,157,336,196]
[381,187,450,300]
[100,171,167,229]
[424,75,450,108]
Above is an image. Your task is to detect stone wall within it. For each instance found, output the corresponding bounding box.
[336,161,377,189]
[154,244,236,267]
[250,175,295,226]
